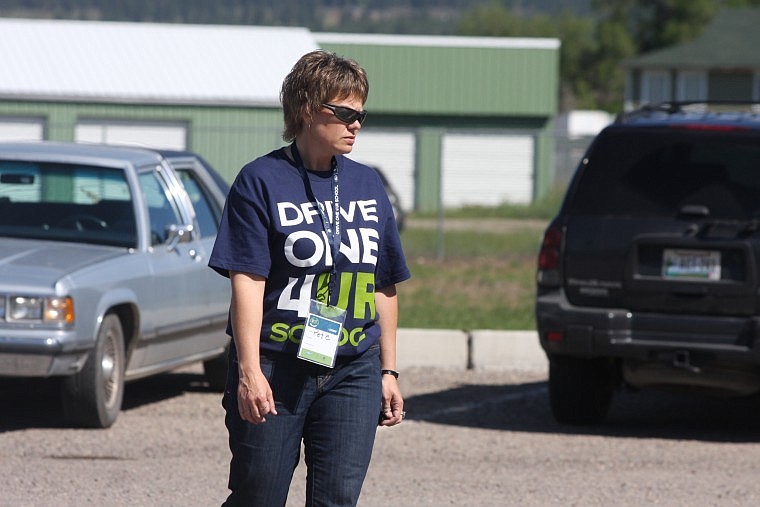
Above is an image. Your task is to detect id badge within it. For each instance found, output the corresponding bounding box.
[297,299,346,368]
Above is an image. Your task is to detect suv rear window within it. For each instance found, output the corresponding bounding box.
[568,127,760,220]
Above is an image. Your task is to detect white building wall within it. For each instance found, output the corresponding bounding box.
[442,132,534,206]
[347,130,415,211]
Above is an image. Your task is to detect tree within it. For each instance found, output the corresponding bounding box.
[456,1,525,36]
[457,0,739,112]
[591,0,717,54]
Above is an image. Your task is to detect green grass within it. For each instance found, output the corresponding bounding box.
[414,186,565,221]
[397,221,544,330]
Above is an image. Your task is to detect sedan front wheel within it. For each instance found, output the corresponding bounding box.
[61,314,125,428]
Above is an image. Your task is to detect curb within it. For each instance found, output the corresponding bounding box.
[397,328,547,373]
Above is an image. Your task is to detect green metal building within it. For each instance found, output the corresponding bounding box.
[0,18,560,212]
[317,33,560,212]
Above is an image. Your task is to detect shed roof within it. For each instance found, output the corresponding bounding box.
[316,32,559,50]
[623,8,760,69]
[0,18,318,106]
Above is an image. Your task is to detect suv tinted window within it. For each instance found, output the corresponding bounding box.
[569,127,760,220]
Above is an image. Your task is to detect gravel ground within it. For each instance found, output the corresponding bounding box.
[3,364,760,506]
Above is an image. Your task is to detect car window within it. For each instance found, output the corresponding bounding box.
[176,169,221,238]
[138,170,183,246]
[569,128,760,220]
[0,160,136,247]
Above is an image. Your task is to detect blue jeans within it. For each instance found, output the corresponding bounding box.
[222,345,382,507]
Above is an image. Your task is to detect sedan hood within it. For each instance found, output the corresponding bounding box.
[0,238,126,290]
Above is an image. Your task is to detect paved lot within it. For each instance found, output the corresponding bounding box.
[3,363,760,506]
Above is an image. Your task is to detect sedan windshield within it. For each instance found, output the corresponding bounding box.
[0,160,137,247]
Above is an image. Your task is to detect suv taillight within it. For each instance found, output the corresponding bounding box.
[537,225,562,286]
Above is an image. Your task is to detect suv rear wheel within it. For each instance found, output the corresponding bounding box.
[548,356,613,425]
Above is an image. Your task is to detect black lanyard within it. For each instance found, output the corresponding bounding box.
[290,143,341,305]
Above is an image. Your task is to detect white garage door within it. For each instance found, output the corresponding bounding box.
[442,132,534,206]
[347,130,415,211]
[0,118,44,141]
[75,121,187,150]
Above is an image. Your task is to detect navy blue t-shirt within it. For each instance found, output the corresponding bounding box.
[208,146,410,357]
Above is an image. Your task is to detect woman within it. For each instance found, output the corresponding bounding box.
[209,50,410,506]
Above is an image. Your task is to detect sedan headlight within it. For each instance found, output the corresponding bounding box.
[6,295,74,324]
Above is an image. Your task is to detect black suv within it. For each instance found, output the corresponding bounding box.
[536,102,760,424]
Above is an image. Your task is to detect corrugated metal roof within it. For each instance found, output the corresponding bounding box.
[623,8,760,69]
[317,32,560,50]
[0,18,318,106]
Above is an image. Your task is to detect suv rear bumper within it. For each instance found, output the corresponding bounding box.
[537,290,760,394]
[536,290,760,363]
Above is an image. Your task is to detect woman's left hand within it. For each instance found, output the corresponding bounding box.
[378,375,405,426]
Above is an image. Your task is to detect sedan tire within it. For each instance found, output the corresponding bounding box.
[61,314,126,428]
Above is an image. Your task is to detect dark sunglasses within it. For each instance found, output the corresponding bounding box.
[321,103,367,125]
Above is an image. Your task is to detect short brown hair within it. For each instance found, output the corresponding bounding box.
[280,50,369,142]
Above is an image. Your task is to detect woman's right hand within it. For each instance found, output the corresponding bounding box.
[237,368,277,424]
[229,271,272,424]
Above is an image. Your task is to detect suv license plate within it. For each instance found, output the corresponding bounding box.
[662,249,721,281]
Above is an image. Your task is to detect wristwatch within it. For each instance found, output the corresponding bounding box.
[381,369,399,379]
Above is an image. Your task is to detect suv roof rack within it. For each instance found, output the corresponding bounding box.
[617,100,760,124]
